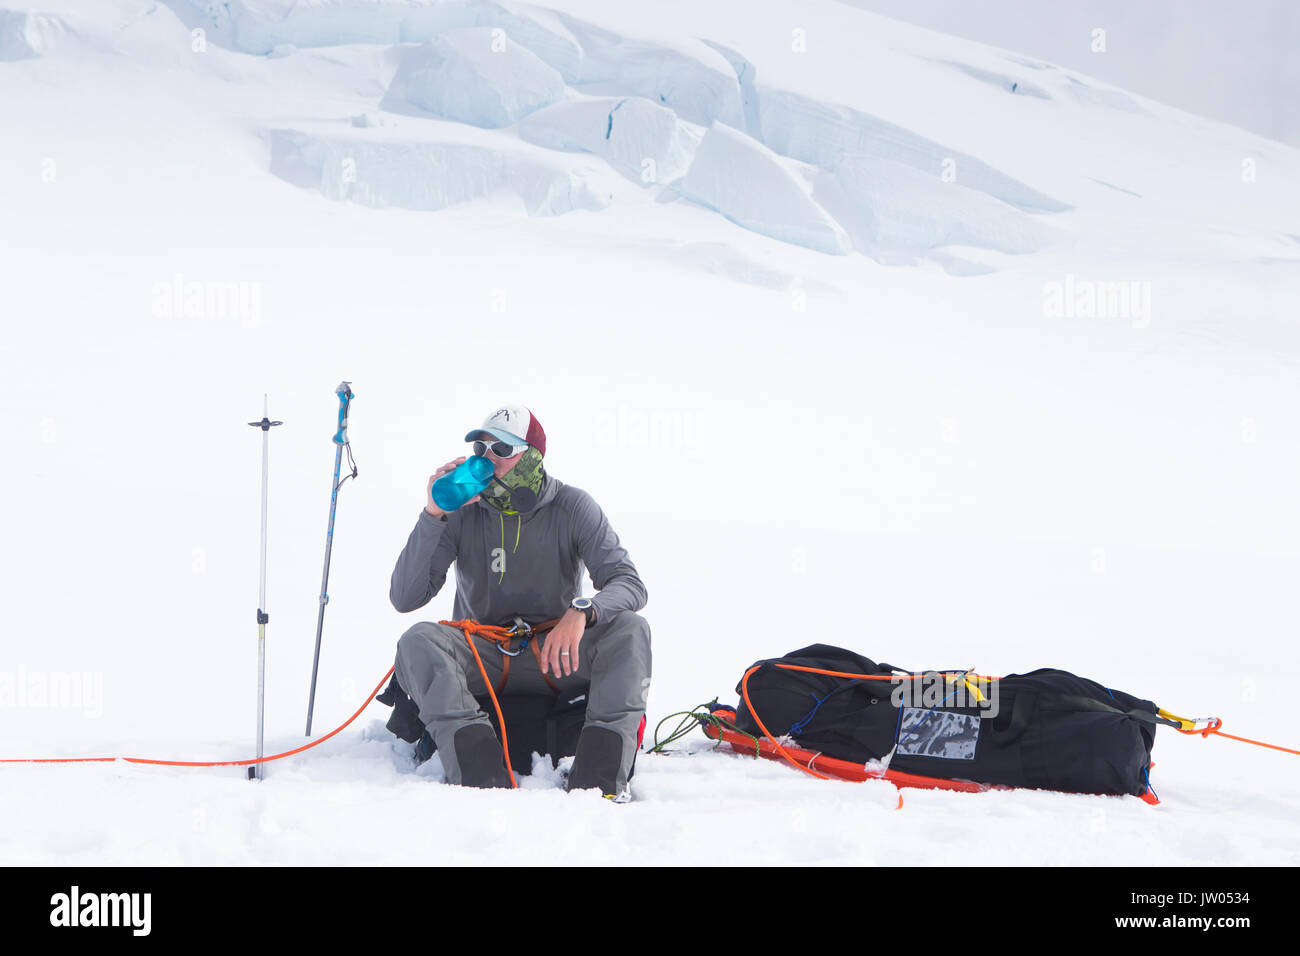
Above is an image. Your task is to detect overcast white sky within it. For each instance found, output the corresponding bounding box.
[837,0,1300,147]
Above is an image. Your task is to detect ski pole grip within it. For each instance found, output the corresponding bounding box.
[333,381,354,445]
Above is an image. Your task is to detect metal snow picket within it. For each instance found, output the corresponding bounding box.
[247,395,283,781]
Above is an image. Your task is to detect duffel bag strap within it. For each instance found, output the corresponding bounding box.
[1041,693,1182,729]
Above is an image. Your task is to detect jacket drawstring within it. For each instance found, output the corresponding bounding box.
[497,512,522,583]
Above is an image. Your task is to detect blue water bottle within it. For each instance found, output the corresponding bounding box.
[431,455,494,512]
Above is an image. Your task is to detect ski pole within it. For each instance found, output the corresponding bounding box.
[305,381,357,736]
[248,395,283,781]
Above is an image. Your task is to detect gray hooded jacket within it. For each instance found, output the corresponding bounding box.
[390,473,647,627]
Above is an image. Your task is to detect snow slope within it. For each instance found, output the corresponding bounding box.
[1,0,1299,866]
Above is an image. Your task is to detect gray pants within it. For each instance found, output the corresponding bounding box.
[394,611,652,789]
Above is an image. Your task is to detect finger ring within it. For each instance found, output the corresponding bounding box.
[560,651,570,656]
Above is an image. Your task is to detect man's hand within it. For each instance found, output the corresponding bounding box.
[541,608,587,678]
[425,455,481,517]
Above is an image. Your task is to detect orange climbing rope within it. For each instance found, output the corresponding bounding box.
[1170,715,1300,755]
[5,637,1295,786]
[0,667,396,768]
[0,619,553,781]
[438,618,524,789]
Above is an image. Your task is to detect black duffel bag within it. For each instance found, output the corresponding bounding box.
[731,644,1164,797]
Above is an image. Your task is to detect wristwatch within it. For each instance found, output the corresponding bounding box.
[570,596,596,627]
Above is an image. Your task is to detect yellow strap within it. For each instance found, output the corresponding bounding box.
[944,671,986,702]
[1157,707,1197,731]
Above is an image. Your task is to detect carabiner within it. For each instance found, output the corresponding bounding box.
[497,616,533,657]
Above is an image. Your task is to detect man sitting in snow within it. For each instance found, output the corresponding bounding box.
[388,405,651,800]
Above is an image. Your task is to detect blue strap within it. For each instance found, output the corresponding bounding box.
[1142,765,1159,801]
[788,680,861,736]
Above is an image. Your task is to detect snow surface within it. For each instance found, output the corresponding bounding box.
[2,0,1300,866]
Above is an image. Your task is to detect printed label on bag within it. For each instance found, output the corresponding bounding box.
[897,708,980,759]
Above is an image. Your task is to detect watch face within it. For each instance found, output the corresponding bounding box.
[572,597,592,610]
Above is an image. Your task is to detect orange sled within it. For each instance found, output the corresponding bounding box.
[701,705,1160,805]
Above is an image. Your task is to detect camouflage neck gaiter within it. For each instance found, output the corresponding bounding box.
[480,447,545,515]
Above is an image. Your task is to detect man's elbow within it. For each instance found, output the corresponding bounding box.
[390,580,428,614]
[611,569,648,612]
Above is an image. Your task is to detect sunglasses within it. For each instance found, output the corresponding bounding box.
[472,439,527,459]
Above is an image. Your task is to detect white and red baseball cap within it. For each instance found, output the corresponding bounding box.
[464,405,547,457]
